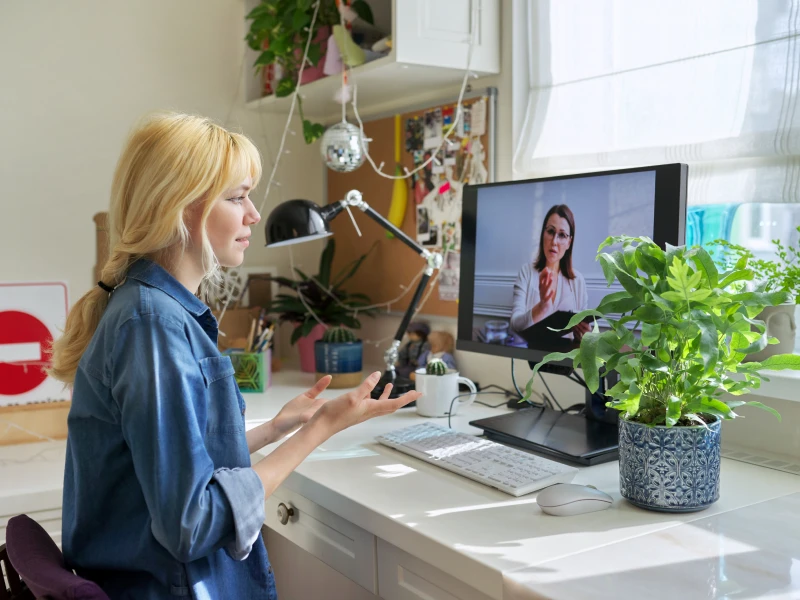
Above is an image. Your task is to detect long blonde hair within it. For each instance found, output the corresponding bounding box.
[49,112,261,385]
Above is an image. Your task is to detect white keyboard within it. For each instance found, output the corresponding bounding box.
[376,423,578,497]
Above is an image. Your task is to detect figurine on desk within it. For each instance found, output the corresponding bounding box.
[396,321,430,378]
[411,330,457,380]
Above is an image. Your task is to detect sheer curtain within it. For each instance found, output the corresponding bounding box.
[514,0,800,210]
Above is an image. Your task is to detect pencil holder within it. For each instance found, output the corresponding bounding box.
[230,349,271,393]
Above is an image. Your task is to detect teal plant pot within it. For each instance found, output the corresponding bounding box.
[314,340,363,374]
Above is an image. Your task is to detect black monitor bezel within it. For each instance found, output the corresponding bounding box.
[456,163,688,366]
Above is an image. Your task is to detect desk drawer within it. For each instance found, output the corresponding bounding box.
[265,487,377,593]
[377,539,492,600]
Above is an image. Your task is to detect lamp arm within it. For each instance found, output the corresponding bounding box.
[332,189,444,395]
[340,189,430,259]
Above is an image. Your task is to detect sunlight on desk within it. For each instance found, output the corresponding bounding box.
[375,464,417,478]
[452,520,687,565]
[304,446,378,462]
[426,498,538,518]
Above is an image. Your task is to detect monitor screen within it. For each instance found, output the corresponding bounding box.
[457,164,687,365]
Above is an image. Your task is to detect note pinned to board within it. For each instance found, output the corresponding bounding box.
[0,282,70,406]
[470,98,487,137]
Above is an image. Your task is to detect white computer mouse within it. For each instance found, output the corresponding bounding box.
[536,483,613,516]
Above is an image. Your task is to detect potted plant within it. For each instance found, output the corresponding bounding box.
[314,326,363,388]
[425,358,448,376]
[526,235,800,513]
[268,238,376,372]
[711,226,800,361]
[245,0,375,144]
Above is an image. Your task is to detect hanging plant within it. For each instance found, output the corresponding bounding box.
[245,0,374,144]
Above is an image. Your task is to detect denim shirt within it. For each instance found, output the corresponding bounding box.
[63,259,277,599]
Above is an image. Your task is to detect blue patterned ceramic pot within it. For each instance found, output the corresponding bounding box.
[618,416,721,512]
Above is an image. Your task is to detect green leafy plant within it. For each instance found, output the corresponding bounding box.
[245,0,373,143]
[269,239,377,344]
[525,236,800,427]
[711,225,800,302]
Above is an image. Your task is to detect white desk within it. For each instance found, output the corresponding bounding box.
[2,371,799,599]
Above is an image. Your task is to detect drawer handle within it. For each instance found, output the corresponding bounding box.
[277,503,295,525]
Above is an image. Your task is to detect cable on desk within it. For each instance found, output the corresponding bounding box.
[511,359,547,409]
[510,358,524,397]
[480,383,519,398]
[539,373,565,412]
[570,371,587,388]
[446,391,508,429]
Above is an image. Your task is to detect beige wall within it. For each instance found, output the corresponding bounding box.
[3,1,793,460]
[0,0,322,305]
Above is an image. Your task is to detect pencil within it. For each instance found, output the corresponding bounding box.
[245,317,257,353]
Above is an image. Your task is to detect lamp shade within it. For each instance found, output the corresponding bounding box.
[265,199,333,247]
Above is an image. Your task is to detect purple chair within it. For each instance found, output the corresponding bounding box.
[1,540,32,599]
[5,515,108,600]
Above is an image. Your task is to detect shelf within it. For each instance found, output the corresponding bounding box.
[245,53,486,125]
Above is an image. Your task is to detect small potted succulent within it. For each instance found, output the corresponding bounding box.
[315,326,363,388]
[527,236,800,513]
[712,226,800,361]
[425,358,448,376]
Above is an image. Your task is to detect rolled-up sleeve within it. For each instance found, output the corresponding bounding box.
[212,468,265,560]
[111,314,263,563]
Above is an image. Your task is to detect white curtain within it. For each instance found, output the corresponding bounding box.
[514,0,800,205]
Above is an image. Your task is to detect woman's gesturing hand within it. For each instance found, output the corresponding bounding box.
[538,269,556,307]
[314,371,422,435]
[271,375,333,440]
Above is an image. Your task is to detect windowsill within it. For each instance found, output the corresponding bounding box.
[743,370,800,403]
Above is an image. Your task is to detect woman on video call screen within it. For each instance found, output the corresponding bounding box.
[510,204,590,343]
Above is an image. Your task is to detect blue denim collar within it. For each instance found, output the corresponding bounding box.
[127,259,210,318]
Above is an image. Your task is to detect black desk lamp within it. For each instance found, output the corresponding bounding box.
[265,189,443,399]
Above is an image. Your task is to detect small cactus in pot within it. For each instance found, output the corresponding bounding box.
[315,326,363,388]
[322,326,357,344]
[425,358,448,376]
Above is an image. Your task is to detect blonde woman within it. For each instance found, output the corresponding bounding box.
[50,113,420,599]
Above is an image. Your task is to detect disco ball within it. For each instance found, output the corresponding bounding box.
[320,121,368,173]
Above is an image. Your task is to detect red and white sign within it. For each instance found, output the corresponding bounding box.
[0,282,70,406]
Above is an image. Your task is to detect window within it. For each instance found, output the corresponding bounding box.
[514,0,800,212]
[513,0,800,354]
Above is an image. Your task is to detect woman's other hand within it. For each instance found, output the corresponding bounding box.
[314,371,421,435]
[271,375,332,439]
[572,321,591,343]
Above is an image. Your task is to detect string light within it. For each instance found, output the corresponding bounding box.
[220,0,479,336]
[346,2,480,182]
[256,0,322,216]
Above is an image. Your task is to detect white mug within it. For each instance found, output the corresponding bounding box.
[414,369,478,417]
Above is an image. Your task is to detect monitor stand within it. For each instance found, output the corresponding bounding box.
[468,363,619,466]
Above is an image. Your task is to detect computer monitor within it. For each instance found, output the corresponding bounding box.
[458,163,687,465]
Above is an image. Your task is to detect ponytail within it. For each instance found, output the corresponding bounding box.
[48,250,134,385]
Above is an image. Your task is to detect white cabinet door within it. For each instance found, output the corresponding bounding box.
[265,487,378,594]
[377,539,494,600]
[395,0,500,75]
[265,527,380,600]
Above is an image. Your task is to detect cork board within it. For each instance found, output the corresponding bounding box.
[327,96,492,318]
